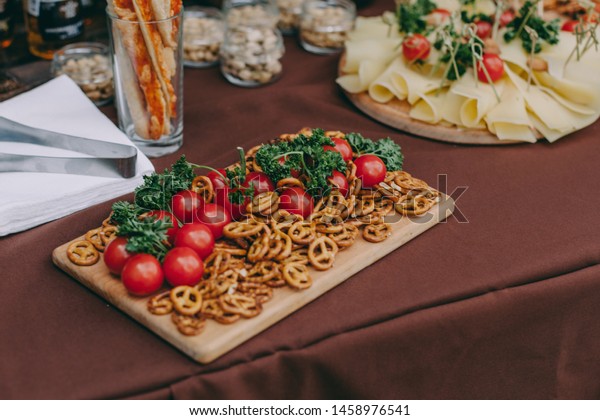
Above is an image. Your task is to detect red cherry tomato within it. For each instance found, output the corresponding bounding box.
[561,20,581,32]
[207,169,228,190]
[196,203,231,239]
[215,187,248,220]
[402,34,431,62]
[162,247,204,287]
[354,155,386,188]
[243,172,275,195]
[430,8,450,23]
[475,20,492,39]
[121,254,164,296]
[499,10,515,27]
[279,187,314,219]
[144,210,179,244]
[278,156,301,178]
[171,190,204,224]
[174,223,215,259]
[323,137,353,162]
[327,170,349,197]
[477,53,505,83]
[103,236,135,275]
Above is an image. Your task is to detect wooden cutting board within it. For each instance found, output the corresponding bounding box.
[52,195,454,364]
[338,54,542,146]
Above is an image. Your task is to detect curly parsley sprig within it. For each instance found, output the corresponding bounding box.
[503,0,560,53]
[396,0,436,35]
[345,133,404,171]
[116,216,172,262]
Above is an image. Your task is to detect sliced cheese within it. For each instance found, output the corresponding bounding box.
[387,58,444,105]
[336,59,388,93]
[409,89,447,124]
[451,71,505,128]
[440,90,468,126]
[484,80,537,142]
[342,38,399,73]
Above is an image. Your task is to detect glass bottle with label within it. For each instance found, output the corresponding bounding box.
[0,0,16,48]
[24,0,84,59]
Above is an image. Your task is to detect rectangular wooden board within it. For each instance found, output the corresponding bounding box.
[52,194,454,364]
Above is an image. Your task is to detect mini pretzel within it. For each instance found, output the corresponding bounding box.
[345,160,357,182]
[308,236,338,271]
[277,177,305,190]
[170,286,203,316]
[246,144,262,159]
[147,291,173,315]
[376,182,401,203]
[102,214,115,227]
[268,230,293,261]
[353,198,375,216]
[100,225,118,246]
[288,220,316,245]
[247,191,279,216]
[374,198,395,215]
[363,223,392,243]
[85,228,105,251]
[201,298,241,324]
[265,278,286,288]
[214,241,248,257]
[204,251,233,275]
[396,195,435,216]
[219,293,262,318]
[282,248,309,265]
[242,260,279,283]
[248,233,270,262]
[349,177,362,196]
[328,225,358,248]
[191,175,214,202]
[282,262,312,290]
[223,219,264,239]
[171,312,206,336]
[354,211,385,225]
[237,282,273,304]
[67,240,100,266]
[325,130,345,138]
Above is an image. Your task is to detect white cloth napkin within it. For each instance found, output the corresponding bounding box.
[0,75,155,236]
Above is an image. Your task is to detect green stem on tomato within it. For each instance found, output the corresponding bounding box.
[237,147,247,182]
[189,163,229,183]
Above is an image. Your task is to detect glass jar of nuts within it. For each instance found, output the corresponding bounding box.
[299,0,356,54]
[276,0,305,35]
[220,25,284,87]
[51,42,114,106]
[183,7,225,68]
[223,0,280,28]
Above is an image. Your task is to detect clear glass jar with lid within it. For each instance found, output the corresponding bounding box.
[219,25,284,87]
[276,0,305,35]
[223,0,280,28]
[299,0,355,54]
[183,6,225,68]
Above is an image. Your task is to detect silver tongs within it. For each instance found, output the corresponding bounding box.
[0,116,137,178]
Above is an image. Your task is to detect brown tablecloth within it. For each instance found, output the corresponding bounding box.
[2,0,600,399]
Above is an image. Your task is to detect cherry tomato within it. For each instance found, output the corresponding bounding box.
[475,20,493,39]
[429,8,450,23]
[279,187,314,219]
[215,187,249,220]
[402,34,431,62]
[144,210,179,244]
[327,170,349,197]
[207,168,228,190]
[121,254,164,296]
[323,137,353,162]
[162,247,204,287]
[278,156,301,178]
[561,20,581,32]
[354,155,386,188]
[171,190,204,224]
[243,172,275,195]
[477,53,505,83]
[499,10,515,27]
[196,203,231,239]
[103,237,135,275]
[584,13,598,23]
[174,223,215,259]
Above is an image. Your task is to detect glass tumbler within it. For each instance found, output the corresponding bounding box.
[107,8,184,157]
[299,0,355,54]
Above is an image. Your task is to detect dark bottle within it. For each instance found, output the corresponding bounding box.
[24,0,84,59]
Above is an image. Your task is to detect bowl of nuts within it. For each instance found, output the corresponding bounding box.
[299,0,356,54]
[183,7,225,68]
[220,25,284,87]
[51,42,114,106]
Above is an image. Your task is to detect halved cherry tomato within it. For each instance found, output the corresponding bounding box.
[215,187,249,220]
[477,53,505,83]
[174,223,215,259]
[207,168,228,191]
[163,247,204,287]
[561,20,581,32]
[279,187,314,219]
[323,137,353,162]
[121,254,164,296]
[103,237,135,275]
[171,190,204,224]
[328,170,349,197]
[499,10,515,27]
[196,203,231,239]
[475,20,493,39]
[243,172,275,194]
[429,8,451,24]
[402,34,431,62]
[144,210,179,244]
[354,155,386,188]
[278,156,301,178]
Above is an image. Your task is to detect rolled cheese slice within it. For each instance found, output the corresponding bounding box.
[484,80,537,142]
[451,71,505,128]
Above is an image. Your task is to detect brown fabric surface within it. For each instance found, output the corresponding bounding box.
[1,0,600,399]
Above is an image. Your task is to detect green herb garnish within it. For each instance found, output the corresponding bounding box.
[503,0,559,53]
[117,216,172,261]
[345,133,404,171]
[396,0,437,35]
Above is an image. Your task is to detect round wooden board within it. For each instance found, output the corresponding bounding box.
[338,54,543,146]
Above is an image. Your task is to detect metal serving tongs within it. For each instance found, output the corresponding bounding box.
[0,116,137,178]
